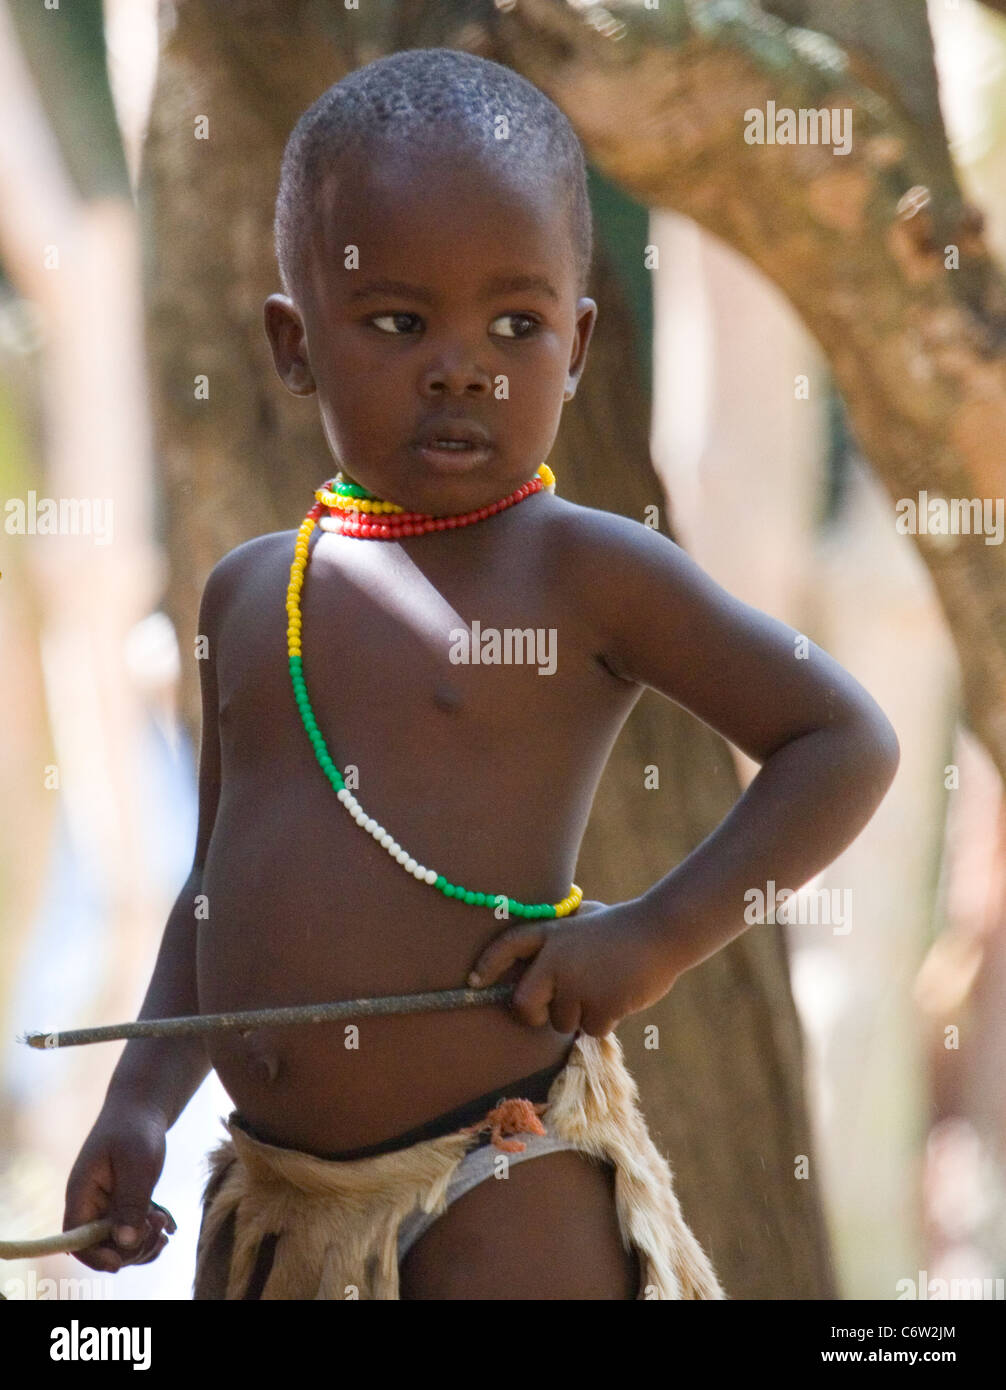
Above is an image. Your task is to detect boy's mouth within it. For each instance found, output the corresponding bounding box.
[411,419,493,473]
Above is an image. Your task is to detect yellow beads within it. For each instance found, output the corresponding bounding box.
[315,479,406,514]
[287,515,315,659]
[553,884,583,917]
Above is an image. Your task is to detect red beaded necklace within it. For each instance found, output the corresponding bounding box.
[315,462,555,539]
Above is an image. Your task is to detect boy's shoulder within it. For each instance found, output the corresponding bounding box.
[208,527,297,578]
[544,496,688,584]
[198,528,300,626]
[542,498,709,666]
[546,494,681,547]
[542,496,753,687]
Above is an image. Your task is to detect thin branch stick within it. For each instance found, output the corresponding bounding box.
[4,986,515,1262]
[0,1218,113,1261]
[21,985,515,1049]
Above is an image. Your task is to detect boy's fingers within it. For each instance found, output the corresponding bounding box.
[126,1227,164,1266]
[113,1219,147,1252]
[79,1241,122,1273]
[150,1201,177,1235]
[64,1172,110,1229]
[579,1005,619,1038]
[131,1216,165,1260]
[133,1233,169,1266]
[468,924,547,988]
[511,962,557,1028]
[144,1207,168,1241]
[112,1190,157,1252]
[547,985,582,1036]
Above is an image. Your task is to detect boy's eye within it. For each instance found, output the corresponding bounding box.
[370,312,421,335]
[490,313,539,339]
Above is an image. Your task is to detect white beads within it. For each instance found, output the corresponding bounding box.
[335,786,439,889]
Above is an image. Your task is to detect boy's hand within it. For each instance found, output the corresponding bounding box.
[63,1099,176,1273]
[467,899,680,1037]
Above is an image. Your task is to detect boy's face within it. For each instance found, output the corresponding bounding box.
[265,140,597,514]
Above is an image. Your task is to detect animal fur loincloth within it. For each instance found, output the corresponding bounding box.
[193,1030,725,1300]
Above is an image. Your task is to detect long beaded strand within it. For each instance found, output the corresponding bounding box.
[286,463,582,920]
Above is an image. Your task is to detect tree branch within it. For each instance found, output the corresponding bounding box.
[756,0,966,238]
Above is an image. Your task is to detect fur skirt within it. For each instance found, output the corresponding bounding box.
[193,1030,725,1300]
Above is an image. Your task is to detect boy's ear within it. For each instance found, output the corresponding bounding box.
[263,294,317,396]
[564,297,598,402]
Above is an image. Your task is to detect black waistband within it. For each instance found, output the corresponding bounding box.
[230,1037,578,1162]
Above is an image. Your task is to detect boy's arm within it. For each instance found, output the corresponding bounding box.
[101,555,231,1127]
[470,513,900,1034]
[584,514,900,975]
[64,552,241,1268]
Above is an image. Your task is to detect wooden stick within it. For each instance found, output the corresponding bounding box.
[6,987,514,1261]
[20,984,514,1049]
[0,1218,113,1261]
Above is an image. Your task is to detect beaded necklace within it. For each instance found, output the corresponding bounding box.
[286,462,582,920]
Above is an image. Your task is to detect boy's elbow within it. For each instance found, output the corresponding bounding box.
[822,690,900,792]
[857,709,901,791]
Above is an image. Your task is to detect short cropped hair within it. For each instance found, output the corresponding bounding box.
[274,47,593,303]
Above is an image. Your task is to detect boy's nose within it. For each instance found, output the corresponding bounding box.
[420,356,492,397]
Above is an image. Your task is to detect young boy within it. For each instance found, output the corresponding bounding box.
[63,48,899,1300]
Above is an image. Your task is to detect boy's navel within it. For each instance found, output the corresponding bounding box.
[248,1052,281,1083]
[239,1030,282,1083]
